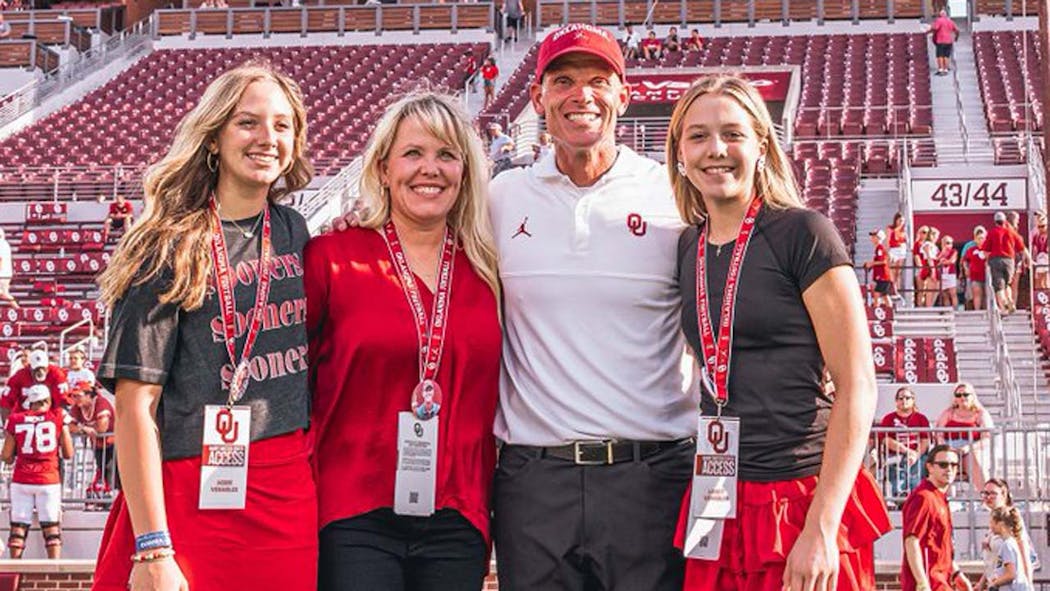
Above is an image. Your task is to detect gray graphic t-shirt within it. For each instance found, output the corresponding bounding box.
[98,204,310,460]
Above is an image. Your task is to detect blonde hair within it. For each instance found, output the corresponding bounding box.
[991,506,1025,540]
[665,74,803,225]
[953,381,983,412]
[98,63,313,311]
[357,91,500,299]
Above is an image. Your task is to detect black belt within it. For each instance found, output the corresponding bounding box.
[508,438,694,466]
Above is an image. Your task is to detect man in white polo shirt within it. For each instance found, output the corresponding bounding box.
[490,24,694,591]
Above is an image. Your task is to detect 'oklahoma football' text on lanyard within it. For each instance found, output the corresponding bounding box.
[199,196,273,510]
[683,195,762,560]
[381,220,456,516]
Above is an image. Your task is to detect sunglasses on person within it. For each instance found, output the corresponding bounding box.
[931,461,959,469]
[954,391,973,398]
[896,395,914,401]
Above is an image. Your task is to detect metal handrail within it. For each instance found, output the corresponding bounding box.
[296,156,363,234]
[949,54,969,157]
[0,28,152,132]
[58,318,94,368]
[988,294,1024,425]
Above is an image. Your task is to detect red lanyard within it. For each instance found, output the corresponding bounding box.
[695,196,762,408]
[209,196,273,406]
[381,221,456,388]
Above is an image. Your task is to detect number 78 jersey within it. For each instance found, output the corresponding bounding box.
[5,408,66,485]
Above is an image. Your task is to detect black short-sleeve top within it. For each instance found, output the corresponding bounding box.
[97,204,311,460]
[678,206,851,481]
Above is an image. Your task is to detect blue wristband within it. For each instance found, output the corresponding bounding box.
[135,530,172,553]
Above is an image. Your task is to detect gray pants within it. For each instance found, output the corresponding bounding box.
[988,256,1015,292]
[493,441,692,591]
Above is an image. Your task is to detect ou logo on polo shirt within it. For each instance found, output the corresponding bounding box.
[627,213,647,236]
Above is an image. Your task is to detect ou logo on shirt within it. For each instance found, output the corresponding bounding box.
[626,213,647,236]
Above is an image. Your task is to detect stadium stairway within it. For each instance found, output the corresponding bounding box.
[955,309,1050,421]
[853,177,901,269]
[931,28,995,164]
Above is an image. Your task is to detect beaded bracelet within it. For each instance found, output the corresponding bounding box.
[135,530,172,553]
[130,548,175,564]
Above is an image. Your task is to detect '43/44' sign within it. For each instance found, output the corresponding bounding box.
[912,178,1027,211]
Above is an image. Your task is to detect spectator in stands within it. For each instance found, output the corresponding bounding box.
[1032,211,1048,290]
[983,211,1027,314]
[986,507,1034,591]
[481,57,499,108]
[487,122,512,162]
[0,14,11,39]
[866,228,892,307]
[1,350,68,423]
[887,212,908,296]
[918,227,941,307]
[2,384,74,559]
[0,228,17,309]
[963,226,988,310]
[102,193,134,243]
[936,382,993,492]
[901,444,971,591]
[641,29,662,60]
[668,75,890,591]
[663,26,682,53]
[307,91,500,591]
[1007,211,1028,308]
[492,141,516,176]
[461,50,479,93]
[69,380,118,495]
[878,387,931,499]
[937,234,959,309]
[537,130,552,158]
[928,10,959,76]
[977,479,1039,591]
[623,23,641,59]
[502,0,523,42]
[64,347,95,386]
[913,225,930,306]
[683,28,704,52]
[92,64,317,591]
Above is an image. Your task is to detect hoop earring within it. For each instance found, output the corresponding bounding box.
[676,161,687,177]
[206,151,218,173]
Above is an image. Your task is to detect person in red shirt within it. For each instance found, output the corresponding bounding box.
[866,229,892,307]
[887,212,908,295]
[307,92,501,590]
[481,57,499,108]
[878,387,931,500]
[69,381,118,495]
[683,28,705,52]
[963,226,988,310]
[901,445,972,591]
[641,29,663,60]
[461,50,478,94]
[2,350,68,423]
[2,384,74,558]
[103,193,134,243]
[927,10,959,75]
[982,212,1028,313]
[937,234,959,308]
[1032,211,1048,290]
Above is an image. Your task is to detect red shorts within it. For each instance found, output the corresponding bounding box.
[92,430,318,591]
[675,469,891,591]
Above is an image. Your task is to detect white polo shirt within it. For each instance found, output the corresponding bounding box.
[490,146,696,446]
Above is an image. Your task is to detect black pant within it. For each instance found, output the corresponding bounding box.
[493,440,693,591]
[318,508,487,591]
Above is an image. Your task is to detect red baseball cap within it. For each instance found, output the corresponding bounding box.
[534,24,626,82]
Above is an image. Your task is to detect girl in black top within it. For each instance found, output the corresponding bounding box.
[666,74,891,591]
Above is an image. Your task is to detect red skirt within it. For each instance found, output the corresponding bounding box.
[92,430,318,591]
[675,469,891,591]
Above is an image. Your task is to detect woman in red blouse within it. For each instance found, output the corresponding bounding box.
[306,91,501,591]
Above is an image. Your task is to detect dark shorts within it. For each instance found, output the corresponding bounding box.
[989,256,1015,291]
[935,43,953,58]
[483,78,494,88]
[874,280,893,295]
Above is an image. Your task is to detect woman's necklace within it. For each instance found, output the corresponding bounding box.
[228,214,263,239]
